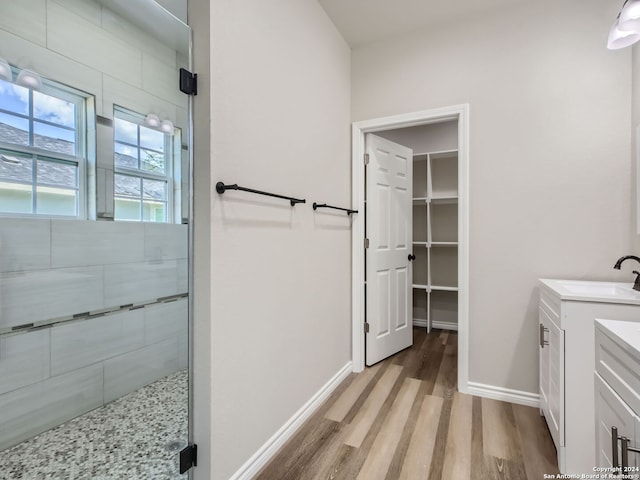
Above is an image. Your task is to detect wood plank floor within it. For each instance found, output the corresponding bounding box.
[256,328,558,480]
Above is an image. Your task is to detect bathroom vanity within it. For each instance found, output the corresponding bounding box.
[539,279,640,474]
[594,319,640,474]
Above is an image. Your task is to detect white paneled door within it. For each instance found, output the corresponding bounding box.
[366,134,413,366]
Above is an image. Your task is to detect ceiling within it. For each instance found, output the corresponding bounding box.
[317,0,526,47]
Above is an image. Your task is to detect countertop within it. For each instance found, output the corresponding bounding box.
[595,318,640,361]
[540,278,640,305]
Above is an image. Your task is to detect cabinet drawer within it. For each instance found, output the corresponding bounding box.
[596,327,640,415]
[595,373,638,469]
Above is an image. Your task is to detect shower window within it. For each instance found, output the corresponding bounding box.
[113,108,173,222]
[0,73,87,217]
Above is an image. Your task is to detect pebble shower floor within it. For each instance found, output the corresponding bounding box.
[0,370,188,480]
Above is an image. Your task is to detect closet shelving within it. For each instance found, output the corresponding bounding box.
[412,149,459,332]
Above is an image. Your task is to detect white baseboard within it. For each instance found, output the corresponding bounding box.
[412,319,458,331]
[465,381,539,408]
[229,361,353,480]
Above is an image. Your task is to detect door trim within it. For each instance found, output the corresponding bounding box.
[351,104,470,394]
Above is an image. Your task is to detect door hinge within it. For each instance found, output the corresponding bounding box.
[179,68,198,96]
[179,444,198,474]
[364,153,370,165]
[364,322,370,333]
[364,238,370,249]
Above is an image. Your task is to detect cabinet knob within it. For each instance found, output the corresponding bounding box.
[408,254,416,261]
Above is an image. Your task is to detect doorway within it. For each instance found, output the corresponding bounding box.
[351,104,470,394]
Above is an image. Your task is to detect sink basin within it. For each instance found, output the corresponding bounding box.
[540,279,640,305]
[560,281,634,296]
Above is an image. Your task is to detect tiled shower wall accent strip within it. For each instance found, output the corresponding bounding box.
[1,293,189,337]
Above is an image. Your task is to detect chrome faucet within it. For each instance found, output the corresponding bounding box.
[613,255,640,291]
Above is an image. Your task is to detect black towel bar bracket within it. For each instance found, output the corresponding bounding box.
[313,202,358,215]
[216,182,306,207]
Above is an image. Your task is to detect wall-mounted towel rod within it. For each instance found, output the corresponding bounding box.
[216,182,306,206]
[312,202,358,215]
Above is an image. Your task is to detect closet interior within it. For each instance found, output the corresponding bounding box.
[378,120,459,333]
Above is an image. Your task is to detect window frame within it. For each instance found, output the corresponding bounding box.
[113,106,174,223]
[0,71,89,219]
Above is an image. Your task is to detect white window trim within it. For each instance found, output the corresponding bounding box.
[113,107,174,223]
[0,73,90,219]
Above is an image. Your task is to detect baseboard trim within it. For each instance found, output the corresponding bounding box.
[465,381,539,408]
[229,361,353,480]
[412,319,458,331]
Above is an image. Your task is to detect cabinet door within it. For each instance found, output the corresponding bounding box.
[547,314,565,447]
[595,373,638,469]
[539,308,550,417]
[539,305,564,449]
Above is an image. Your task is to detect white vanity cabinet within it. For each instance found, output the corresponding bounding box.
[539,279,640,474]
[594,319,640,474]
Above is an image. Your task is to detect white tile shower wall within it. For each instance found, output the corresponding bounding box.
[144,298,188,345]
[0,330,50,395]
[177,258,188,293]
[0,219,51,273]
[102,73,178,122]
[0,221,188,329]
[103,337,178,403]
[46,1,143,88]
[0,364,104,452]
[100,6,176,62]
[0,0,47,47]
[142,51,185,107]
[178,333,188,370]
[0,266,104,330]
[104,260,181,306]
[50,309,146,376]
[50,0,102,26]
[52,220,145,268]
[144,223,188,261]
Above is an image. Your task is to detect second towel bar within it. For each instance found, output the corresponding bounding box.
[312,202,358,215]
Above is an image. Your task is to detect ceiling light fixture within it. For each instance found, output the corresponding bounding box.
[0,58,11,83]
[160,119,174,134]
[607,10,640,49]
[16,69,42,90]
[619,0,640,31]
[145,113,161,128]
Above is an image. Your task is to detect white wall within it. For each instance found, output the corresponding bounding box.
[631,45,640,252]
[352,0,632,394]
[190,0,351,478]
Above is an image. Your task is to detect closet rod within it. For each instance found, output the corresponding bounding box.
[216,182,306,206]
[312,202,358,215]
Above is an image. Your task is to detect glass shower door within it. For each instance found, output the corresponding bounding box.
[0,1,192,478]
